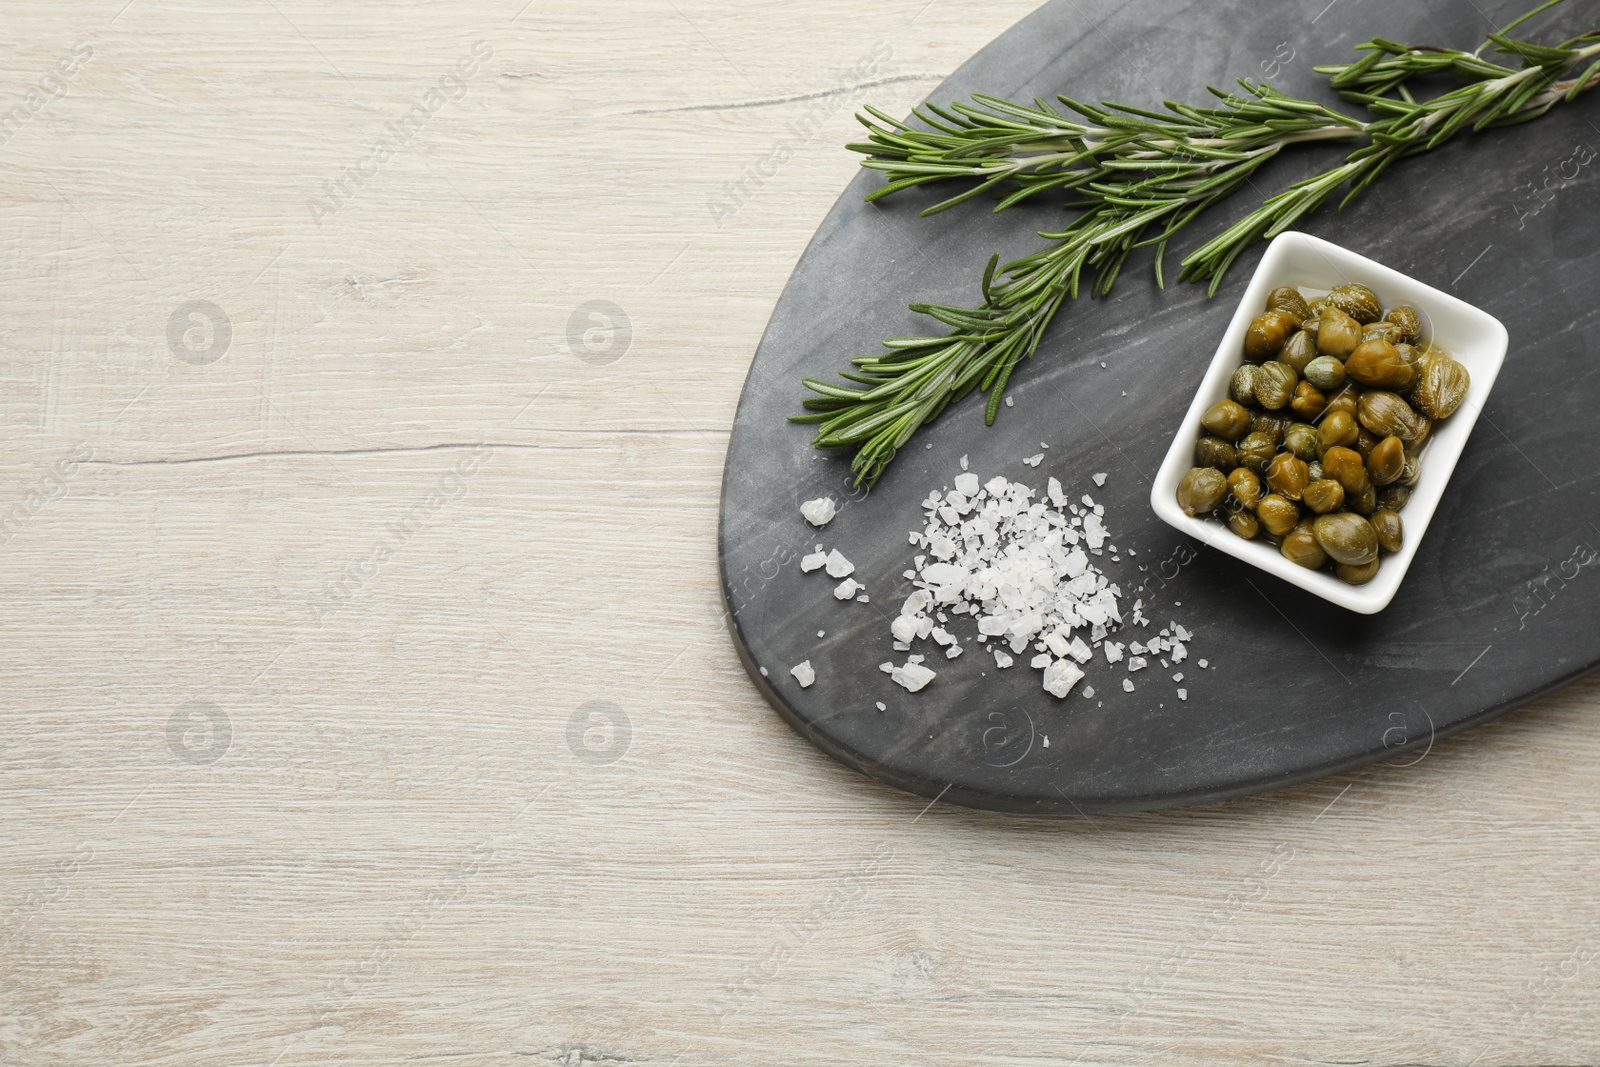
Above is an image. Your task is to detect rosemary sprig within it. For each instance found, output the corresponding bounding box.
[796,2,1600,488]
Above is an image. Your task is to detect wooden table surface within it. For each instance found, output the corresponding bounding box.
[2,1,1597,1064]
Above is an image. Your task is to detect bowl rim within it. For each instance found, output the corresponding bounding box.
[1148,229,1509,614]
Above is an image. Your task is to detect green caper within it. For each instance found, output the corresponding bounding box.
[1279,330,1319,375]
[1386,304,1421,342]
[1360,321,1405,346]
[1312,512,1379,565]
[1234,431,1277,473]
[1327,283,1382,324]
[1266,451,1309,501]
[1266,286,1311,322]
[1228,509,1261,540]
[1400,449,1423,487]
[1345,339,1415,391]
[1201,398,1254,440]
[1302,478,1345,514]
[1316,307,1362,358]
[1176,467,1228,516]
[1321,446,1371,496]
[1357,390,1429,443]
[1303,355,1347,391]
[1283,423,1319,460]
[1251,411,1292,443]
[1257,494,1300,537]
[1254,360,1298,410]
[1370,507,1404,553]
[1366,435,1405,486]
[1323,383,1360,419]
[1194,436,1237,470]
[1229,364,1259,407]
[1317,409,1359,454]
[1281,519,1328,570]
[1227,467,1264,510]
[1244,310,1299,362]
[1411,350,1471,419]
[1378,484,1411,511]
[1350,482,1377,515]
[1289,381,1326,421]
[1356,429,1382,460]
[1306,459,1324,482]
[1336,558,1382,585]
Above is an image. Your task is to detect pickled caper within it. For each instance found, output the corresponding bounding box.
[1377,484,1411,511]
[1327,283,1382,324]
[1303,355,1347,391]
[1355,429,1379,460]
[1366,434,1405,486]
[1229,364,1259,407]
[1321,446,1371,496]
[1317,409,1359,454]
[1195,436,1237,470]
[1251,412,1292,444]
[1312,512,1379,565]
[1346,339,1415,390]
[1360,321,1405,346]
[1254,360,1298,410]
[1357,390,1429,443]
[1228,467,1264,510]
[1266,286,1312,322]
[1336,558,1382,585]
[1257,494,1300,537]
[1350,482,1377,516]
[1228,509,1261,540]
[1176,467,1228,516]
[1234,431,1277,473]
[1289,381,1326,420]
[1266,451,1309,501]
[1411,350,1470,419]
[1283,423,1319,461]
[1386,304,1421,342]
[1279,330,1319,375]
[1201,398,1254,440]
[1400,449,1423,487]
[1370,507,1404,553]
[1244,311,1299,362]
[1316,307,1362,358]
[1302,478,1345,514]
[1323,383,1360,419]
[1281,518,1328,569]
[1306,460,1324,482]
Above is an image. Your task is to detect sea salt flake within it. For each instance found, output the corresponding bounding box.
[800,551,827,573]
[891,661,937,692]
[1030,653,1052,669]
[1198,659,1209,669]
[800,497,837,526]
[1177,688,1188,701]
[1043,659,1085,698]
[1127,656,1147,672]
[1173,672,1184,682]
[791,661,815,687]
[1092,472,1107,486]
[824,549,854,578]
[875,701,886,711]
[993,649,1013,668]
[945,645,963,659]
[1122,678,1135,693]
[1082,685,1095,698]
[960,454,969,471]
[833,578,859,600]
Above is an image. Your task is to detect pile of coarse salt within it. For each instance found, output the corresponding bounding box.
[883,470,1194,700]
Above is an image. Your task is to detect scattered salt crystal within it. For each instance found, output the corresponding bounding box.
[824,549,854,578]
[856,594,869,603]
[879,662,895,674]
[932,627,955,647]
[1082,685,1095,698]
[993,649,1013,668]
[1042,736,1050,748]
[1173,672,1184,682]
[817,630,825,638]
[891,660,937,692]
[1199,659,1209,669]
[1127,656,1147,672]
[1004,396,1014,407]
[1030,653,1052,669]
[1177,688,1188,701]
[800,551,827,573]
[953,472,980,497]
[791,661,815,687]
[908,655,924,664]
[1042,659,1084,698]
[876,701,886,711]
[1023,453,1044,467]
[759,666,768,677]
[1092,472,1107,486]
[1122,678,1135,693]
[1068,636,1093,664]
[960,454,969,470]
[1104,642,1125,664]
[945,645,963,659]
[800,497,837,526]
[834,578,859,600]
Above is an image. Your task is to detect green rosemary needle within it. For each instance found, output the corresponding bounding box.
[795,1,1600,488]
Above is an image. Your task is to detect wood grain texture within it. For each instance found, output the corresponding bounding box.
[1,1,1597,1064]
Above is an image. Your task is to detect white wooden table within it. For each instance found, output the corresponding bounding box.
[3,2,1597,1063]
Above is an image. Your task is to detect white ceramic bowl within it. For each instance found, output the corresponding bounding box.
[1150,230,1508,614]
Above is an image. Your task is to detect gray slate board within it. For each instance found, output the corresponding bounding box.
[717,0,1600,813]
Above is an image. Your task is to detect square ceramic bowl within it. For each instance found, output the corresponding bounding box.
[1150,230,1508,614]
